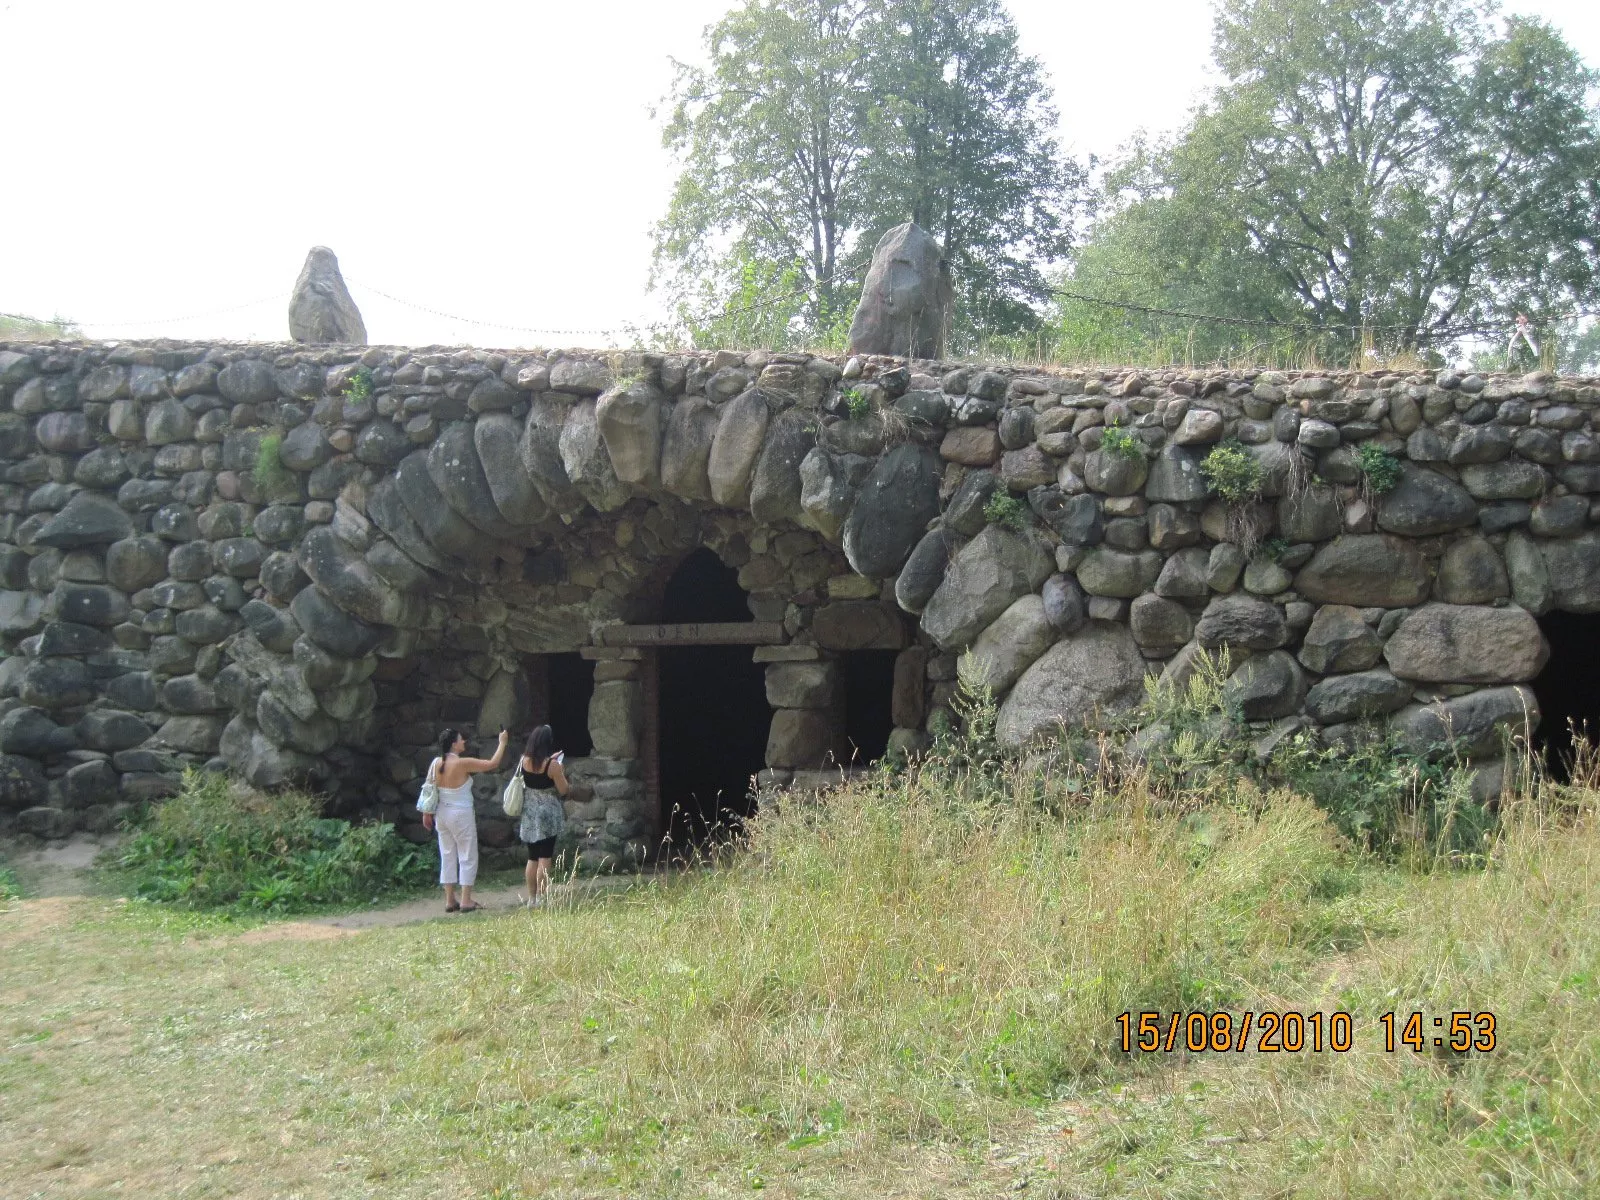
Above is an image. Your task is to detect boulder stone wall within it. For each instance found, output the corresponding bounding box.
[0,339,1592,856]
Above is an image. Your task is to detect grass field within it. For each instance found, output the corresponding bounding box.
[3,749,1598,1198]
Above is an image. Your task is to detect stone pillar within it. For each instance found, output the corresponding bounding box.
[579,653,651,868]
[763,657,844,780]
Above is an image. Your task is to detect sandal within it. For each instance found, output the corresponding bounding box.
[458,903,482,913]
[445,901,460,913]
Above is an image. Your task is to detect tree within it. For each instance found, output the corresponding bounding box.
[1057,0,1600,361]
[655,0,876,346]
[860,0,1083,342]
[654,0,1079,349]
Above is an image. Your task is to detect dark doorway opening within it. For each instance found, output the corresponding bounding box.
[657,548,769,855]
[842,650,897,767]
[524,653,594,760]
[1530,610,1600,781]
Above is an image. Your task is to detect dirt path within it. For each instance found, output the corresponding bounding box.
[304,870,660,930]
[4,833,667,934]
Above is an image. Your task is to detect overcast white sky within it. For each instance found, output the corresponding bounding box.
[2,0,1596,348]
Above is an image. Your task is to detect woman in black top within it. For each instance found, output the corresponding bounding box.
[519,724,569,908]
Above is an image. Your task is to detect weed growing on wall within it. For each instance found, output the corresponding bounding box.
[983,491,1026,531]
[1200,440,1264,503]
[1098,425,1143,461]
[843,385,871,419]
[115,771,425,913]
[252,430,293,496]
[1357,442,1402,497]
[342,366,374,404]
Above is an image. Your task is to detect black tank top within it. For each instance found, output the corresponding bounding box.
[522,760,554,789]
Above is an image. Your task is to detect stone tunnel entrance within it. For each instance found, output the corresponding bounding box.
[655,548,769,854]
[841,651,897,767]
[1531,611,1600,782]
[523,652,594,760]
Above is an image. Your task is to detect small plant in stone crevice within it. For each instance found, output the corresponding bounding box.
[342,366,374,404]
[1256,536,1290,564]
[1098,425,1143,461]
[1201,440,1269,556]
[843,385,871,419]
[983,490,1026,532]
[1356,442,1402,499]
[1199,439,1263,503]
[253,430,292,493]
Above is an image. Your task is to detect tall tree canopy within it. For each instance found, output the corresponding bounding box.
[1057,0,1600,363]
[655,0,1079,349]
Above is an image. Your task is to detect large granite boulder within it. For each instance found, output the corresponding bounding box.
[1196,594,1287,651]
[1383,603,1547,684]
[1297,604,1381,674]
[289,584,387,658]
[1435,536,1509,604]
[708,389,774,508]
[1294,535,1430,607]
[799,447,874,542]
[521,394,585,515]
[428,421,535,544]
[750,409,818,525]
[395,452,498,566]
[894,527,955,615]
[995,624,1146,748]
[1540,531,1600,612]
[846,222,952,358]
[596,377,667,491]
[1224,650,1307,720]
[842,443,941,579]
[287,246,367,344]
[968,594,1055,694]
[661,396,721,502]
[1376,464,1477,536]
[34,492,134,548]
[1077,548,1163,598]
[921,525,1052,651]
[1304,670,1414,724]
[473,413,548,527]
[1391,686,1539,760]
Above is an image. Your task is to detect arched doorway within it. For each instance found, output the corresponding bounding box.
[656,548,770,854]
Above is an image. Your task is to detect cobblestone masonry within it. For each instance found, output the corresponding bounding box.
[1,339,1595,862]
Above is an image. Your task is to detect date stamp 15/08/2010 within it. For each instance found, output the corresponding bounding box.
[1116,1011,1499,1055]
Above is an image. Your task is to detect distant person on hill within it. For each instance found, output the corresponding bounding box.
[422,726,508,913]
[518,724,569,908]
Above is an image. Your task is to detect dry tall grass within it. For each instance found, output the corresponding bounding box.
[3,732,1597,1195]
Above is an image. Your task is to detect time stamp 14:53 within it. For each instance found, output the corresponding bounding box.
[1115,1011,1499,1055]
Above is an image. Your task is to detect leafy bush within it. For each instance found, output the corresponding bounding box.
[343,366,375,404]
[983,490,1026,531]
[116,771,425,913]
[1200,439,1264,503]
[1357,441,1402,494]
[1098,424,1143,460]
[843,386,870,419]
[0,862,20,902]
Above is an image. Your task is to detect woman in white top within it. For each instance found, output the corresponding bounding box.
[421,726,508,912]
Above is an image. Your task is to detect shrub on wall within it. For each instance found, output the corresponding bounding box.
[116,772,425,913]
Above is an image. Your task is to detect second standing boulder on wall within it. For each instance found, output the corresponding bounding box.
[847,222,953,359]
[288,246,367,345]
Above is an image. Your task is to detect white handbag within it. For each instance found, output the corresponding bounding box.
[502,770,526,818]
[416,759,440,814]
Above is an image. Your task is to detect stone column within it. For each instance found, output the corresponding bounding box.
[580,651,651,868]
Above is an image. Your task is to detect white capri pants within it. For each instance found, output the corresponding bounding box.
[435,804,479,886]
